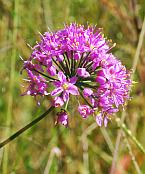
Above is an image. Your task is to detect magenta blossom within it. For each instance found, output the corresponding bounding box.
[56,110,68,127]
[51,71,79,102]
[53,96,64,107]
[78,105,92,118]
[83,88,93,97]
[22,23,131,127]
[77,68,90,78]
[22,70,48,97]
[95,111,108,127]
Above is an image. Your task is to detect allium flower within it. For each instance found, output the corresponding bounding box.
[21,23,131,127]
[56,110,68,127]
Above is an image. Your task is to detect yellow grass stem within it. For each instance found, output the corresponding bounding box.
[2,1,19,173]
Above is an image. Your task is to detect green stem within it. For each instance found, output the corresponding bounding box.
[0,106,54,149]
[121,123,145,154]
[64,99,69,110]
[79,52,91,68]
[79,90,93,108]
[123,133,142,174]
[63,53,71,76]
[77,52,84,68]
[77,81,98,89]
[2,1,19,173]
[33,69,57,81]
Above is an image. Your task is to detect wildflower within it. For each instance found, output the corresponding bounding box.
[83,88,93,97]
[22,23,131,127]
[95,112,103,127]
[53,96,64,107]
[78,105,92,118]
[77,68,90,78]
[51,71,79,102]
[56,110,68,127]
[22,70,48,96]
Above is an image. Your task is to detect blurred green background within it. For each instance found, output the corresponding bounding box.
[0,0,145,173]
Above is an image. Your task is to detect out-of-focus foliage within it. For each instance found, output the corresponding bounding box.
[0,0,145,173]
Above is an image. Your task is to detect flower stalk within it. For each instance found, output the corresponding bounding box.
[0,106,54,149]
[121,122,145,154]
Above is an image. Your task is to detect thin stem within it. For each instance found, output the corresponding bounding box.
[63,54,71,76]
[70,51,74,75]
[72,58,76,76]
[33,69,57,81]
[86,61,93,71]
[81,123,97,138]
[90,66,102,75]
[77,52,84,68]
[79,89,93,108]
[82,135,89,174]
[60,61,71,77]
[123,134,142,174]
[77,81,98,89]
[64,52,71,67]
[52,58,65,73]
[120,122,145,154]
[81,77,96,82]
[100,127,114,154]
[131,0,141,39]
[64,99,69,110]
[79,52,91,68]
[131,17,145,76]
[44,148,55,174]
[64,54,70,69]
[0,106,54,149]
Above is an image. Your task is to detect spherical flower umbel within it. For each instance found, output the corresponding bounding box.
[21,23,131,127]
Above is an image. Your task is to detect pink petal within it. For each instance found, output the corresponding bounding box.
[51,87,63,96]
[104,117,108,127]
[68,84,79,95]
[54,96,64,107]
[113,95,119,108]
[74,52,81,60]
[57,111,68,127]
[57,55,64,61]
[63,91,69,102]
[95,112,103,127]
[96,76,106,84]
[83,88,93,97]
[58,71,66,82]
[53,81,61,87]
[77,68,90,78]
[47,65,56,76]
[69,76,78,84]
[107,108,119,113]
[78,105,92,118]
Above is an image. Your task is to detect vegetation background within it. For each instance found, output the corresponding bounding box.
[0,0,145,173]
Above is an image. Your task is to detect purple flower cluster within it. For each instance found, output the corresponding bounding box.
[22,23,131,127]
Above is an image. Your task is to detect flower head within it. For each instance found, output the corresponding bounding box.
[22,23,131,127]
